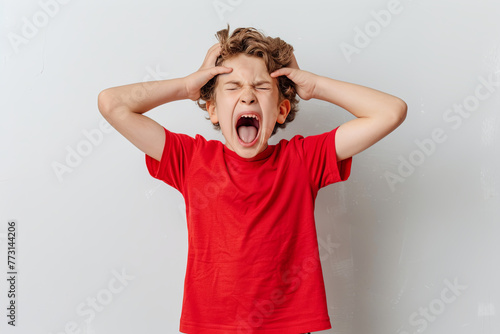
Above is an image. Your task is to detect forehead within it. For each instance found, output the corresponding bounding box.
[218,54,273,83]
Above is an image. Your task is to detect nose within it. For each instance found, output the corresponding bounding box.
[239,87,256,105]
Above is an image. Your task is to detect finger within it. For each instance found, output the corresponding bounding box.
[200,43,223,70]
[207,66,233,77]
[207,43,222,59]
[208,42,220,51]
[270,67,294,78]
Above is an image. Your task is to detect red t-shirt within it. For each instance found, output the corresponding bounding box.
[146,126,352,334]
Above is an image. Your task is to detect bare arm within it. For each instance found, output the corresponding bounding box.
[98,78,186,161]
[271,55,407,161]
[312,76,407,161]
[97,43,232,161]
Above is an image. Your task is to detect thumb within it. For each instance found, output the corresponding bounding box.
[270,67,293,78]
[211,66,233,76]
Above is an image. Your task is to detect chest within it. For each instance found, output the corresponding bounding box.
[183,151,310,215]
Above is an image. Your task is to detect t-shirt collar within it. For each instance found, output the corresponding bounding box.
[222,143,275,162]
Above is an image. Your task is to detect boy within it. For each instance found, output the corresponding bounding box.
[98,27,407,334]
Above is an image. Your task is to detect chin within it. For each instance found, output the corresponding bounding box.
[232,138,268,158]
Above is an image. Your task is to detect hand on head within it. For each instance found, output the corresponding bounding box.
[270,53,319,101]
[184,43,233,101]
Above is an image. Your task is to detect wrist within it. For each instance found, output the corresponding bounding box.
[182,75,201,101]
[310,75,335,101]
[309,74,324,100]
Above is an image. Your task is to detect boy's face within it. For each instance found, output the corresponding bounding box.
[207,54,291,159]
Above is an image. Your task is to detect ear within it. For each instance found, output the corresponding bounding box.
[276,99,291,124]
[206,100,219,125]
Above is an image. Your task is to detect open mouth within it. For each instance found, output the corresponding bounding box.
[236,114,260,145]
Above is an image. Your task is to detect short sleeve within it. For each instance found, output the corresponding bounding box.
[145,127,197,193]
[301,126,352,190]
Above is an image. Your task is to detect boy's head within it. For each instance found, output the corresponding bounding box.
[197,26,299,158]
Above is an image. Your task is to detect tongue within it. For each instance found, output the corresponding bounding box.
[238,125,258,143]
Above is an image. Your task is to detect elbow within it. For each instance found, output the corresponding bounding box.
[97,89,113,117]
[391,98,407,128]
[98,89,125,117]
[97,90,132,126]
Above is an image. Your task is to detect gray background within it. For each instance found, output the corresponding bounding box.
[1,0,499,333]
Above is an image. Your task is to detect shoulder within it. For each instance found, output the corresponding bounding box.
[194,134,224,150]
[275,128,338,150]
[161,129,223,158]
[169,131,221,148]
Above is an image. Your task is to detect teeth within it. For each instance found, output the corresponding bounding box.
[241,114,258,119]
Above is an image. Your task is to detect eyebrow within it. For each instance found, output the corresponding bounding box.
[223,80,273,86]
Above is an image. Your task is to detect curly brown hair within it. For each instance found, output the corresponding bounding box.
[197,26,299,136]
